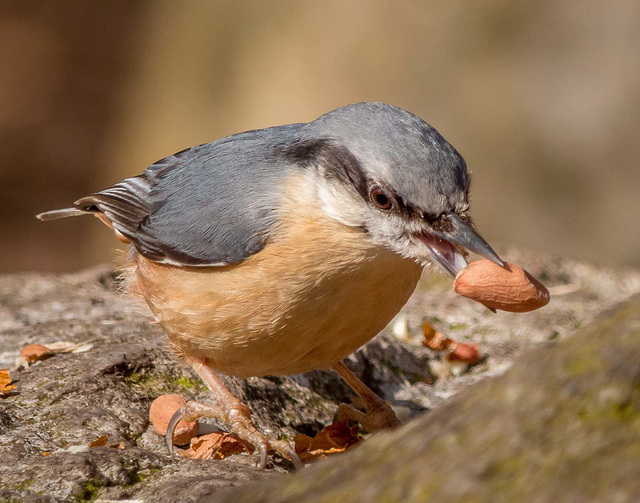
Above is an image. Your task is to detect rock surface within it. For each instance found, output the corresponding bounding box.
[1,249,639,502]
[211,294,640,503]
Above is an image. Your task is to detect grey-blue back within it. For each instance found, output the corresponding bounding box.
[77,123,304,266]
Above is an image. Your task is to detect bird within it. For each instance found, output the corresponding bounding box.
[37,102,503,470]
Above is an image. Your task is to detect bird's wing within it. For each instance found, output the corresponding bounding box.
[75,125,303,266]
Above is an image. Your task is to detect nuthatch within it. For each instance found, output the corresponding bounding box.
[38,102,502,469]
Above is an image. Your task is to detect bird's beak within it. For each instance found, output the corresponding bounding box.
[411,212,504,278]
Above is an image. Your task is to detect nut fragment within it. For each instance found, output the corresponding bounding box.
[447,343,481,365]
[149,394,199,446]
[454,260,550,313]
[0,369,16,395]
[20,344,53,363]
[422,322,454,351]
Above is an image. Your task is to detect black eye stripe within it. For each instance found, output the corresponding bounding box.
[422,211,439,222]
[278,138,369,200]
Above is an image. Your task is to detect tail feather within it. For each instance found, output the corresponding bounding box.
[36,208,91,221]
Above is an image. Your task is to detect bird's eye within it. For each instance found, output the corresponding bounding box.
[370,186,393,210]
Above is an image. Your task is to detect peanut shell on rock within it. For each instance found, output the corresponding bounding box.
[20,344,53,363]
[149,394,199,446]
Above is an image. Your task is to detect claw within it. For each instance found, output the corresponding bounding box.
[164,359,304,469]
[257,443,268,469]
[287,448,304,471]
[166,408,184,455]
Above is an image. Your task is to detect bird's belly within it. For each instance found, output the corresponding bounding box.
[132,248,422,377]
[211,252,422,376]
[127,203,423,377]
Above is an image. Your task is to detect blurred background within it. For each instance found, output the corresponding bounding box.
[1,0,639,273]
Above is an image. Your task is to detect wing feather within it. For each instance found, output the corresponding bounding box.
[71,124,303,266]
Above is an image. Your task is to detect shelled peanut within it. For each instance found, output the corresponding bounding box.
[454,260,550,312]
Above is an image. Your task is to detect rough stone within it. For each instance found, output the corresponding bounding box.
[1,249,639,502]
[209,295,640,503]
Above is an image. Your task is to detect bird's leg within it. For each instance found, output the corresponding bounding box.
[166,356,303,470]
[332,361,400,431]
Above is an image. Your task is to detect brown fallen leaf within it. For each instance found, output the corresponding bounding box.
[109,441,125,449]
[422,321,455,351]
[0,369,16,396]
[179,432,253,460]
[422,320,437,339]
[89,434,109,447]
[44,341,78,353]
[44,341,94,354]
[39,451,51,456]
[422,322,483,378]
[294,422,361,463]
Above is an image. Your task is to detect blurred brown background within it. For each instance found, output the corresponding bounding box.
[1,0,639,273]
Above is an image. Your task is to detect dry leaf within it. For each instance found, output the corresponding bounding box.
[71,343,94,353]
[44,341,93,354]
[109,442,125,449]
[294,422,361,463]
[422,321,482,374]
[422,322,454,351]
[179,432,252,460]
[44,341,79,353]
[422,320,437,339]
[0,369,16,396]
[39,451,51,456]
[89,435,108,447]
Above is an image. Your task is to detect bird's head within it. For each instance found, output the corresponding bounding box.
[287,102,503,276]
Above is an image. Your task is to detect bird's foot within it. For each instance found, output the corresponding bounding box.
[336,400,400,431]
[332,360,401,432]
[166,399,304,470]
